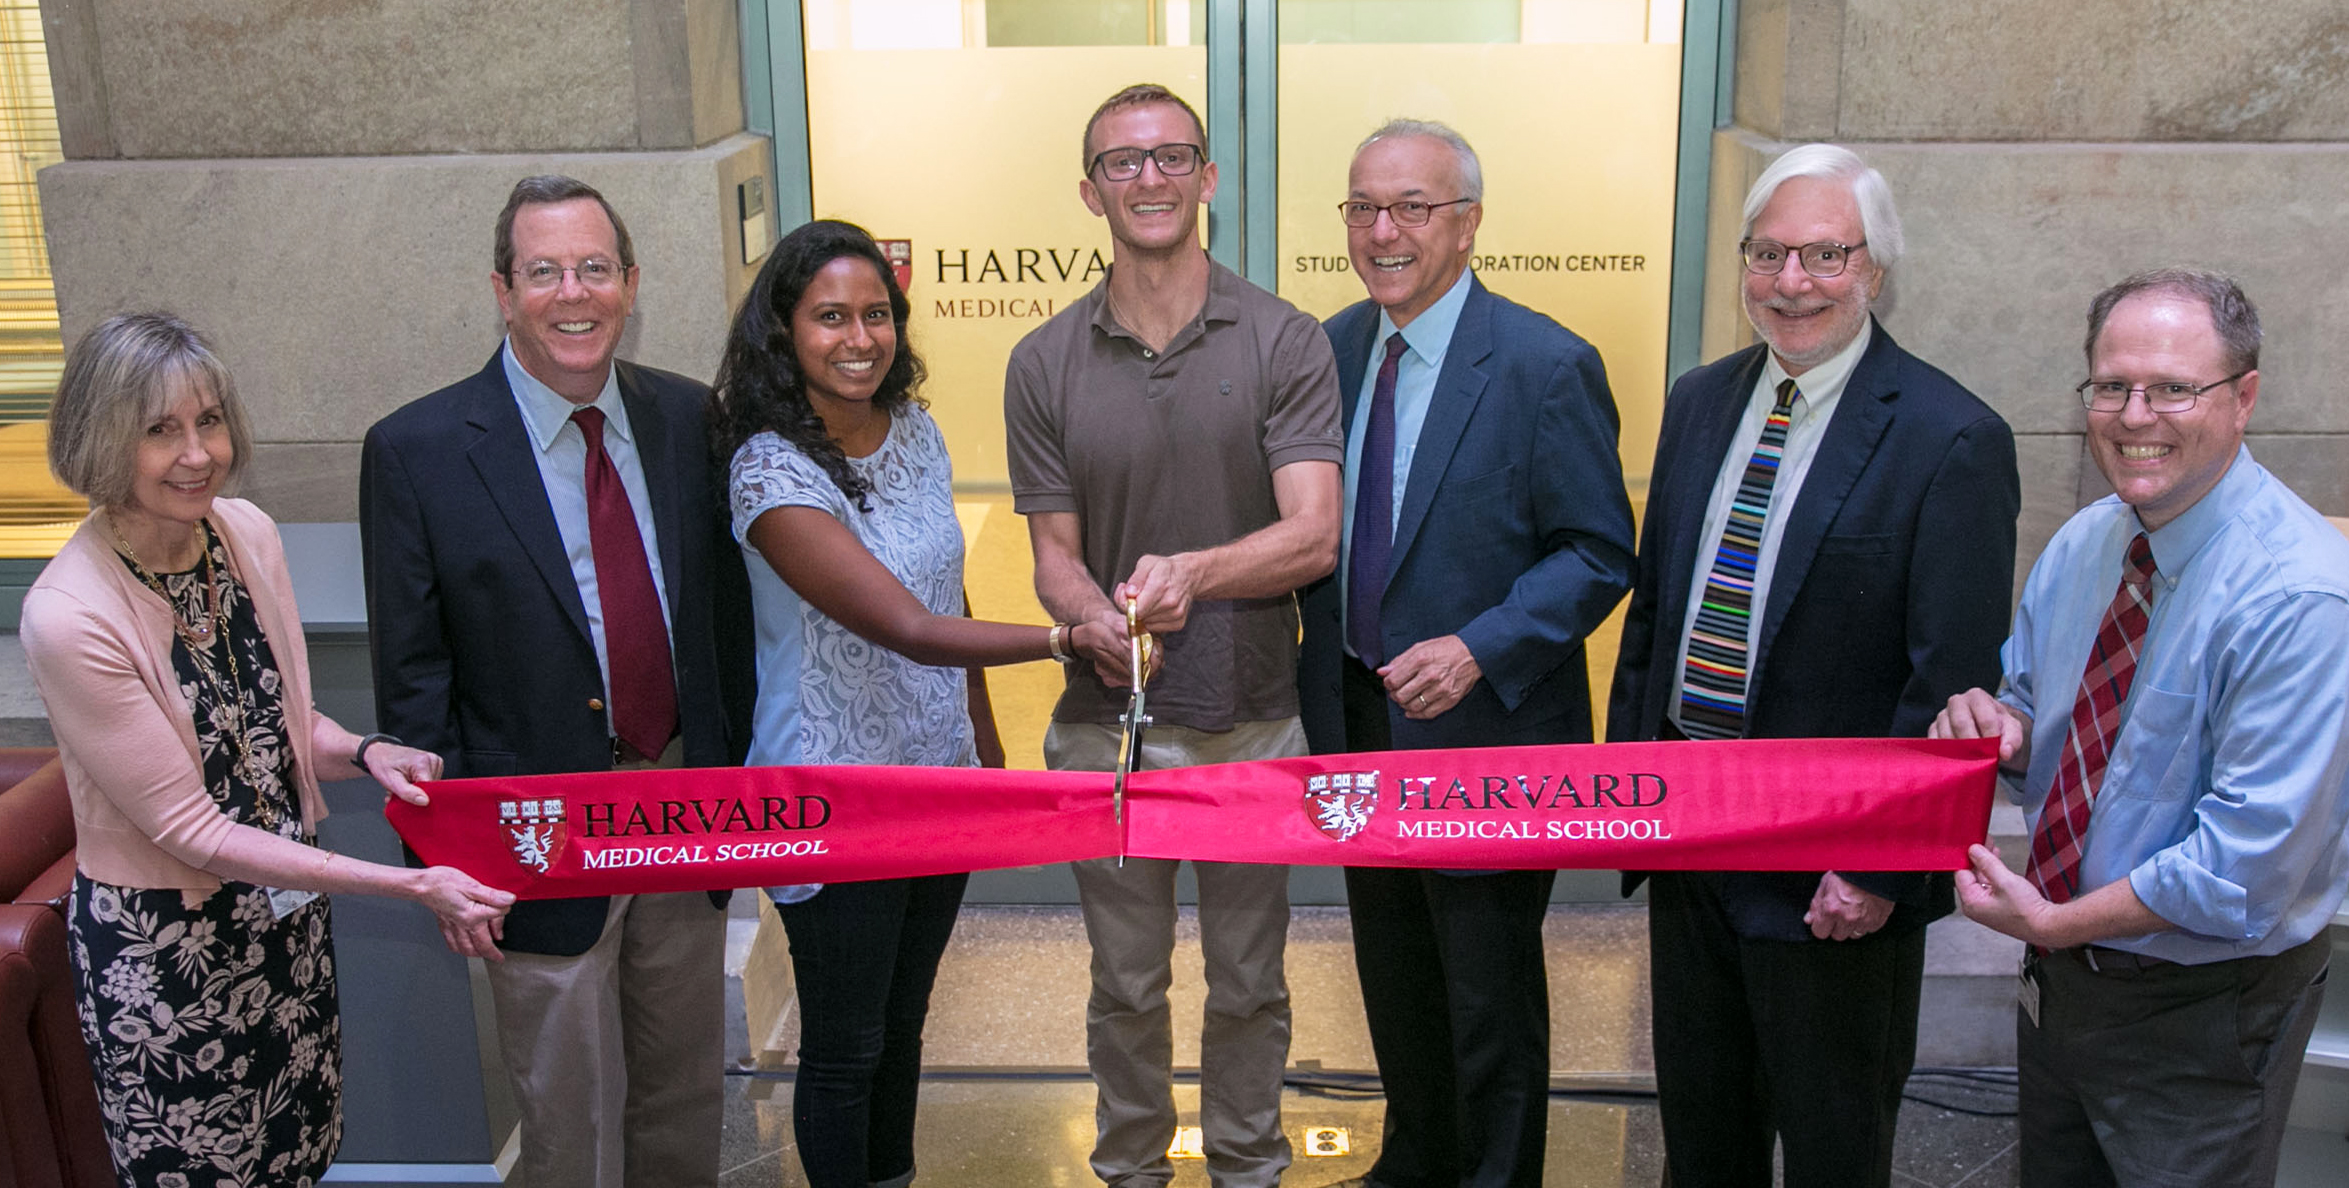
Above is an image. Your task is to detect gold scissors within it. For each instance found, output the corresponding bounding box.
[1111,597,1156,863]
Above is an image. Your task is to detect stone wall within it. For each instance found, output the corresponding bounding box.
[1711,0,2349,586]
[42,0,743,158]
[36,0,759,524]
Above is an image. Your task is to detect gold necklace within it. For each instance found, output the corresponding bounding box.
[110,517,283,829]
[109,512,217,647]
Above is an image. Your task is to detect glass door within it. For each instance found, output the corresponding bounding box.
[742,0,1725,900]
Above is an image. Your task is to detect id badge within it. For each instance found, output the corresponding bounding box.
[267,886,321,920]
[2018,952,2042,1028]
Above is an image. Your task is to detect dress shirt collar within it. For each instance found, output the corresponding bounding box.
[1759,316,1874,411]
[503,339,627,454]
[2142,444,2258,592]
[1377,264,1475,371]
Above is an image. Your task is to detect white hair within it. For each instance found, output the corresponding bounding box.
[1740,143,1903,271]
[1356,118,1484,202]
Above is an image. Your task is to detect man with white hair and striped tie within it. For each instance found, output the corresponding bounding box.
[1608,144,2020,1187]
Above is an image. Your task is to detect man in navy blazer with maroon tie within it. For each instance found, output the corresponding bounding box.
[1607,145,2019,1187]
[1298,119,1637,1188]
[361,175,749,1188]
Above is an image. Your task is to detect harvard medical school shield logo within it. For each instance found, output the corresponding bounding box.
[1304,771,1378,841]
[880,239,913,292]
[499,799,567,873]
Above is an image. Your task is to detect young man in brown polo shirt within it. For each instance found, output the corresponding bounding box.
[1004,83,1344,1188]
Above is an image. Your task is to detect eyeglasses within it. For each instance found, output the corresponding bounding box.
[1089,143,1203,182]
[511,258,628,291]
[2074,371,2248,414]
[1740,239,1867,278]
[1338,198,1475,229]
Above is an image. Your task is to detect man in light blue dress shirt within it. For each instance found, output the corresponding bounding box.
[1934,268,2349,1187]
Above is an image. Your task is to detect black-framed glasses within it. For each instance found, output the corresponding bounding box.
[2074,371,2249,414]
[1740,239,1867,278]
[1338,198,1475,229]
[511,258,628,291]
[1089,143,1203,182]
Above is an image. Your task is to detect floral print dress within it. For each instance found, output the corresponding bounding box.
[67,523,342,1187]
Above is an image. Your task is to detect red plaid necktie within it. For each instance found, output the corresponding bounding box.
[572,406,677,760]
[2025,532,2157,905]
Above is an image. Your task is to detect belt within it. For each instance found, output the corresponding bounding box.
[2073,945,2175,974]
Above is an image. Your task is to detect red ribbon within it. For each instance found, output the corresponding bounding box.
[386,738,1999,899]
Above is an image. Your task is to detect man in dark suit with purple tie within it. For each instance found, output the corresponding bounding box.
[1298,119,1637,1188]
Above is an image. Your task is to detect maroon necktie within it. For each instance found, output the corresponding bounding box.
[571,406,677,760]
[2025,532,2157,906]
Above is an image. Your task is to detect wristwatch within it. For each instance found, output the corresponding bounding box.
[351,732,405,771]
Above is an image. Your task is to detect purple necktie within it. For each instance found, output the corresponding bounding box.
[1347,333,1408,666]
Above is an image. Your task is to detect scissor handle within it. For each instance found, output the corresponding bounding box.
[1124,595,1156,688]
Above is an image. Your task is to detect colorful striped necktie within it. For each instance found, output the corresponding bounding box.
[1678,378,1800,739]
[2026,532,2157,906]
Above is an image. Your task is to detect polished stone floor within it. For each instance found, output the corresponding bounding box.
[717,904,2028,1188]
[712,1070,2026,1187]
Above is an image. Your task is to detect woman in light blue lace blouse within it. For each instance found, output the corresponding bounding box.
[707,220,1131,1188]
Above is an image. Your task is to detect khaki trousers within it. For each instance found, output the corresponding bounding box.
[1047,717,1303,1188]
[482,739,727,1188]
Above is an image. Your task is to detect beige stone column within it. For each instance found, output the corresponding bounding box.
[37,0,766,522]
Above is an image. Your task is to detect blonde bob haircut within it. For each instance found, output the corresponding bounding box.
[47,311,252,509]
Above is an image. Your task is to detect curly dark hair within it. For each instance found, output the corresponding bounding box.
[709,219,927,512]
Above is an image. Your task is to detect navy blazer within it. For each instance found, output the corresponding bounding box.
[1300,275,1637,753]
[360,352,752,956]
[1607,322,2020,940]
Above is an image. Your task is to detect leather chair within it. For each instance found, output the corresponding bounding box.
[0,747,114,1188]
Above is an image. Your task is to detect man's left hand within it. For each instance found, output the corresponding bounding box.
[1955,843,2054,945]
[1383,635,1481,721]
[1805,871,1894,941]
[1118,553,1199,635]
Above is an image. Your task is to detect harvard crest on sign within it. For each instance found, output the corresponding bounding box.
[499,798,568,872]
[880,239,913,292]
[1303,771,1378,841]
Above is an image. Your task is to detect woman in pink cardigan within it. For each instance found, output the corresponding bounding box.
[19,312,515,1187]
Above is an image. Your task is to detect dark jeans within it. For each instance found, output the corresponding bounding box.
[777,872,969,1188]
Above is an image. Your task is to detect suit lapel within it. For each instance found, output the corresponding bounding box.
[463,354,594,646]
[617,363,687,612]
[1751,325,1898,676]
[1332,306,1375,438]
[1389,279,1491,573]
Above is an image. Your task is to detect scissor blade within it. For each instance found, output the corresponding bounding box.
[1116,597,1152,865]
